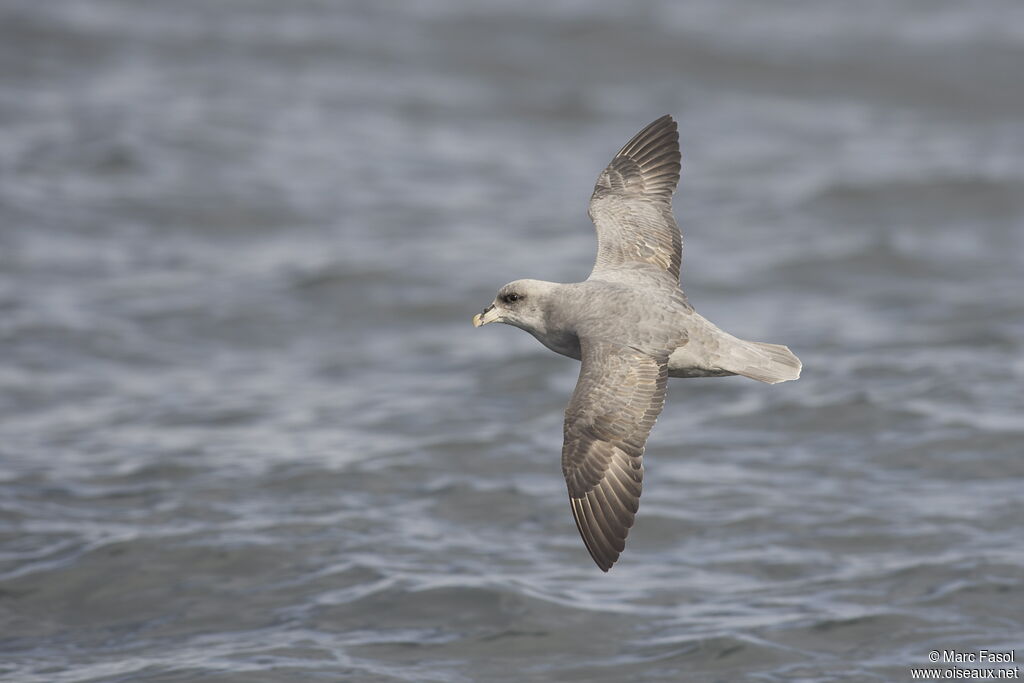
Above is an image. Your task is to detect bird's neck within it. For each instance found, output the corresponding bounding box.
[528,282,582,361]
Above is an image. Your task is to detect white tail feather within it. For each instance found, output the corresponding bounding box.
[719,341,802,384]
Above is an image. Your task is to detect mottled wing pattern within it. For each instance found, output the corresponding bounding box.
[588,115,682,281]
[561,339,669,571]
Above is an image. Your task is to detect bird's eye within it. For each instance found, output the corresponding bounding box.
[503,293,521,303]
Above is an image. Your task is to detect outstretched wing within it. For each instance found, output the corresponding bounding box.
[561,339,669,572]
[588,115,682,282]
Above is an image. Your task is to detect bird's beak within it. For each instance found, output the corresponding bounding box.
[472,304,499,327]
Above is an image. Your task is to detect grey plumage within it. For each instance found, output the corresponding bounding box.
[473,115,801,571]
[590,114,682,281]
[563,340,667,572]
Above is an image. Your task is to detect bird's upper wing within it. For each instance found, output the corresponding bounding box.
[587,115,682,282]
[561,338,669,571]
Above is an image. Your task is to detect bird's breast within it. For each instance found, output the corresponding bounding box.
[530,328,582,361]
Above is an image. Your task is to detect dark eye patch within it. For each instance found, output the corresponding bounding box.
[502,292,522,304]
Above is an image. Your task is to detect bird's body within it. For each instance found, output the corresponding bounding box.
[508,276,686,360]
[473,116,801,571]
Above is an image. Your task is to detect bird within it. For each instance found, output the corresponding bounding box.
[472,115,801,572]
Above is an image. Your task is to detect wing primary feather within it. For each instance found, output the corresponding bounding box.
[585,490,623,551]
[580,495,617,569]
[570,497,611,572]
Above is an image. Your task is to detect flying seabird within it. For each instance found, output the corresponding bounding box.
[473,115,801,571]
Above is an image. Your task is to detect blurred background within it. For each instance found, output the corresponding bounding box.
[1,1,1022,681]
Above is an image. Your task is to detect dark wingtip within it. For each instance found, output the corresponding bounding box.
[570,495,626,572]
[608,115,681,201]
[618,115,677,154]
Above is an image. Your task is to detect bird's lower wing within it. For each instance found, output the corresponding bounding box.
[561,339,669,571]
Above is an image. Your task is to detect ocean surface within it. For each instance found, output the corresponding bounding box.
[1,1,1022,681]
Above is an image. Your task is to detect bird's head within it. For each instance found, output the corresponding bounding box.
[472,279,556,333]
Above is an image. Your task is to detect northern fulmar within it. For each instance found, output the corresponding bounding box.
[473,115,801,572]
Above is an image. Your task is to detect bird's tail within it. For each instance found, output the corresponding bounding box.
[717,340,802,384]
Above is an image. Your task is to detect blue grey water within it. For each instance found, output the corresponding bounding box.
[1,1,1023,681]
